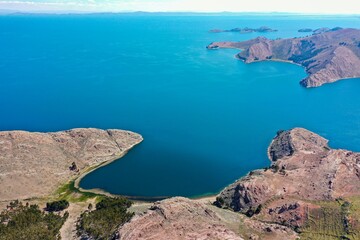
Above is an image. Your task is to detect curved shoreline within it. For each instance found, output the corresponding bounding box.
[73,140,143,199]
[72,140,217,203]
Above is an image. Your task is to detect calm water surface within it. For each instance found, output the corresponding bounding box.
[0,14,360,198]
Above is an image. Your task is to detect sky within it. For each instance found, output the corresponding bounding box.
[0,0,360,14]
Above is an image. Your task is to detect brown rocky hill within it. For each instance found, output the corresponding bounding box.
[215,128,360,228]
[0,128,142,202]
[119,197,244,240]
[119,197,298,240]
[207,28,360,87]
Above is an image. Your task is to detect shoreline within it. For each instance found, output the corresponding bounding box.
[72,140,217,203]
[73,140,142,198]
[234,53,304,67]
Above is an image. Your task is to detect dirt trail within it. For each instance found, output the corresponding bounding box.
[60,200,95,240]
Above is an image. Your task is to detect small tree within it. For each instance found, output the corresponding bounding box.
[88,203,93,211]
[46,200,69,212]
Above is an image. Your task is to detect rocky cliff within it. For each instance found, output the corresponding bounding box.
[207,28,360,87]
[215,128,360,228]
[0,128,142,202]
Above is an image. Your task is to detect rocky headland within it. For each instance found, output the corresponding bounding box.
[215,128,360,226]
[207,28,360,87]
[0,128,143,202]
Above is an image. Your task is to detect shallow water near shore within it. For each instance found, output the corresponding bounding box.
[1,14,360,198]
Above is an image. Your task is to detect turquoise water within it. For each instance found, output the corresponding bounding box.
[0,14,360,198]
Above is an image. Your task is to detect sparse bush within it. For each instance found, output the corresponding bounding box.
[255,204,263,215]
[214,196,225,208]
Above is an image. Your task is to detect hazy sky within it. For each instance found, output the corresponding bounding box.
[1,0,360,14]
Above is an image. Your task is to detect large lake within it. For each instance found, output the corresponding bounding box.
[1,14,360,198]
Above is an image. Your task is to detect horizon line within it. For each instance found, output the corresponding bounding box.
[1,10,360,16]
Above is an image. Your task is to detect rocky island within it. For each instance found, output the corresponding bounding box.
[207,28,360,87]
[210,26,277,33]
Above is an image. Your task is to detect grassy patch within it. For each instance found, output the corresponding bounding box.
[53,180,103,203]
[300,198,360,240]
[345,196,360,239]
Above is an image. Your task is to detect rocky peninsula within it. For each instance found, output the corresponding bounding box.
[0,128,142,202]
[207,28,360,87]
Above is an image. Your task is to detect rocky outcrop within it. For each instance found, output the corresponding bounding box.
[207,28,360,87]
[0,128,142,201]
[215,128,360,227]
[118,197,243,240]
[268,129,329,161]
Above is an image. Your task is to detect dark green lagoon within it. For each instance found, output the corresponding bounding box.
[0,14,360,198]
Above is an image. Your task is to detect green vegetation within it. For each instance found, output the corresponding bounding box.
[299,198,360,240]
[214,196,225,208]
[0,200,68,240]
[53,161,113,203]
[346,196,360,239]
[46,200,69,212]
[54,180,101,203]
[76,197,134,240]
[244,204,262,217]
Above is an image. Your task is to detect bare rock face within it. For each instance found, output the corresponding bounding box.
[215,128,360,227]
[268,129,329,161]
[0,128,142,201]
[118,197,243,240]
[207,28,360,87]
